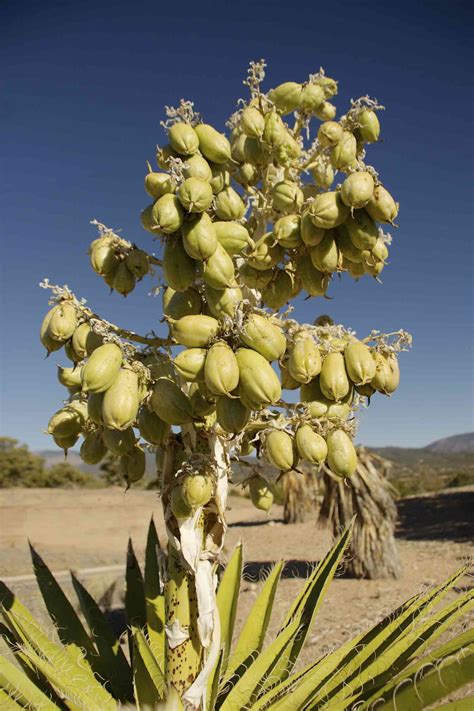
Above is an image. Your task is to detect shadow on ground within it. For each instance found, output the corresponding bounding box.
[396,490,474,542]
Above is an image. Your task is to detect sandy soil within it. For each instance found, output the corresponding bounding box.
[1,487,473,665]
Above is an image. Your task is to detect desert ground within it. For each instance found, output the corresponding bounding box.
[1,485,473,668]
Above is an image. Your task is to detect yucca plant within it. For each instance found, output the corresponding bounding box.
[1,520,473,709]
[10,58,472,707]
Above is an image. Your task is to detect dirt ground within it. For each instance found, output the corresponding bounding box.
[1,486,473,665]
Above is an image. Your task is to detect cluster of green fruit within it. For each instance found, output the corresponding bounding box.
[89,233,151,296]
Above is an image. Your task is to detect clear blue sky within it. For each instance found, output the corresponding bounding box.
[1,0,473,451]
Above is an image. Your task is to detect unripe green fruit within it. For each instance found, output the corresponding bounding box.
[194,124,232,164]
[40,308,64,353]
[247,232,284,270]
[268,82,302,115]
[263,112,287,148]
[170,486,192,519]
[326,429,357,477]
[236,348,281,406]
[265,430,296,471]
[80,430,107,465]
[150,377,194,425]
[173,348,207,382]
[53,433,79,451]
[314,101,337,121]
[205,285,242,318]
[355,109,380,143]
[89,237,119,276]
[204,341,240,396]
[344,340,376,385]
[295,425,328,465]
[112,262,136,296]
[47,401,87,438]
[178,177,213,213]
[346,260,366,279]
[182,212,218,261]
[47,302,77,342]
[365,260,385,277]
[355,383,376,397]
[299,259,328,297]
[216,396,250,433]
[125,249,149,278]
[310,232,340,273]
[87,392,104,425]
[272,181,304,213]
[341,172,375,209]
[241,313,286,361]
[151,194,184,234]
[144,171,174,199]
[102,367,140,431]
[181,473,213,508]
[243,136,268,165]
[318,76,338,97]
[365,185,399,223]
[209,164,230,193]
[239,263,274,289]
[163,237,196,291]
[318,121,343,147]
[231,133,247,163]
[288,335,322,383]
[310,158,335,190]
[274,133,301,165]
[261,269,294,310]
[189,382,216,417]
[335,224,369,263]
[183,154,212,182]
[201,243,236,289]
[320,352,350,401]
[249,475,273,512]
[171,314,219,347]
[280,360,300,390]
[103,426,136,455]
[371,352,399,394]
[273,214,302,249]
[57,366,82,393]
[300,377,331,418]
[163,287,202,320]
[301,213,325,246]
[81,343,122,393]
[240,106,265,137]
[330,131,357,170]
[237,162,260,185]
[213,221,252,255]
[345,210,379,250]
[298,83,325,112]
[137,407,170,446]
[310,192,350,229]
[326,401,351,422]
[214,187,246,221]
[156,143,180,170]
[168,122,199,156]
[119,445,146,483]
[371,238,389,263]
[140,204,156,233]
[143,352,175,380]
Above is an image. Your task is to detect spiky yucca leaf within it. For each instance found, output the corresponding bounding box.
[144,517,166,665]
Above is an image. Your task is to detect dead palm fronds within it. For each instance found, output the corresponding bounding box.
[281,468,319,524]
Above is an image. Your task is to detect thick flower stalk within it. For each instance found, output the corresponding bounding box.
[38,60,411,707]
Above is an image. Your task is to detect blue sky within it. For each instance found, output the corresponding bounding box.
[2,0,473,450]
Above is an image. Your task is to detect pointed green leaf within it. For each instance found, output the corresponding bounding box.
[126,538,147,629]
[71,572,133,701]
[0,654,57,710]
[216,542,243,670]
[207,649,223,711]
[144,518,165,665]
[131,625,165,705]
[0,687,24,710]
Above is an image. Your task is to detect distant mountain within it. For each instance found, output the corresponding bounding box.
[424,432,474,454]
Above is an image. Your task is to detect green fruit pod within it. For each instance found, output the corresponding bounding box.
[237,162,260,185]
[330,131,357,170]
[142,352,175,380]
[272,181,304,214]
[182,212,218,261]
[216,395,250,433]
[205,284,242,318]
[273,133,301,165]
[209,164,231,193]
[326,401,351,422]
[183,154,213,182]
[170,314,219,347]
[181,473,213,508]
[151,194,184,234]
[310,232,340,273]
[310,157,335,190]
[249,475,273,512]
[140,204,156,234]
[314,101,337,121]
[300,377,330,418]
[57,365,82,391]
[173,347,207,382]
[111,262,136,296]
[241,313,286,361]
[320,352,350,401]
[47,401,87,438]
[280,360,300,390]
[214,187,246,221]
[326,429,357,477]
[80,430,107,465]
[89,237,119,276]
[231,133,247,163]
[81,343,122,393]
[213,221,252,256]
[150,378,194,424]
[87,392,104,425]
[268,82,302,115]
[317,121,343,147]
[341,172,375,209]
[125,249,150,278]
[365,185,399,223]
[372,352,399,394]
[189,382,216,417]
[247,232,284,271]
[344,340,376,385]
[163,286,202,320]
[263,112,287,148]
[102,367,140,430]
[156,143,180,169]
[301,213,325,246]
[335,224,368,263]
[194,123,232,164]
[371,238,389,263]
[119,445,146,483]
[239,263,274,289]
[317,76,338,97]
[204,341,239,396]
[170,487,192,519]
[298,83,325,113]
[201,243,236,289]
[298,259,328,297]
[273,214,302,249]
[345,260,366,279]
[261,269,294,310]
[236,348,281,406]
[355,109,380,143]
[310,192,350,229]
[163,237,196,291]
[144,171,174,200]
[355,382,376,398]
[53,433,79,452]
[365,260,385,277]
[264,429,296,471]
[137,407,170,445]
[288,335,322,383]
[295,424,328,465]
[47,302,78,342]
[103,426,136,455]
[345,210,378,250]
[178,177,213,213]
[240,106,265,138]
[168,122,199,156]
[40,307,64,353]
